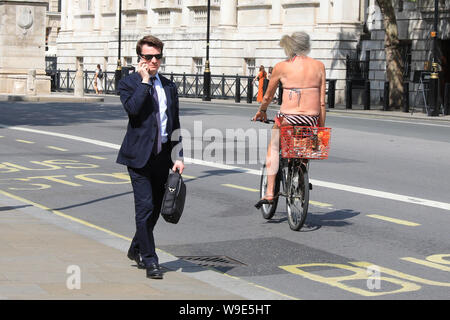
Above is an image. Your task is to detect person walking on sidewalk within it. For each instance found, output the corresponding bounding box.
[116,35,184,279]
[253,65,267,102]
[94,64,104,94]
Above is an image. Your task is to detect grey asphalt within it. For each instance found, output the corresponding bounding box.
[0,93,449,300]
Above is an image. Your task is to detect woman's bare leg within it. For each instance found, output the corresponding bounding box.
[263,125,280,200]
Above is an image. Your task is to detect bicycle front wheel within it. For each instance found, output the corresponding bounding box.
[286,163,309,231]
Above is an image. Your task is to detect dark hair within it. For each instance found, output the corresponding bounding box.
[97,64,101,69]
[136,35,164,56]
[259,65,265,72]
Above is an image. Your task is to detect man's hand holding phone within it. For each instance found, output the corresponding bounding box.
[138,60,150,83]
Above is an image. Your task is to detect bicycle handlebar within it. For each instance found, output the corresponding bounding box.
[251,119,275,124]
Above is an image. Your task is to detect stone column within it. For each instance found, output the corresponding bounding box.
[180,1,190,28]
[61,0,67,30]
[74,57,84,96]
[67,0,73,30]
[147,0,157,29]
[94,0,101,31]
[219,0,236,27]
[115,0,120,29]
[270,0,282,27]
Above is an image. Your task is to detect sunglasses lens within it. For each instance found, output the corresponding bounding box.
[141,54,162,60]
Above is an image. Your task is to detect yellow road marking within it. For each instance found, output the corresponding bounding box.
[366,214,420,226]
[222,184,333,208]
[401,257,450,272]
[0,189,131,242]
[181,174,196,179]
[16,139,35,144]
[309,200,333,208]
[47,146,68,152]
[83,155,107,160]
[222,183,259,192]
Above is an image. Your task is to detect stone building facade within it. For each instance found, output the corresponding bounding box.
[51,0,449,104]
[56,0,367,102]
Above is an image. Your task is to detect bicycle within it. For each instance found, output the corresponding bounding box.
[257,121,331,231]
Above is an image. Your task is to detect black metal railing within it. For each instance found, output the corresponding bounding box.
[48,69,336,107]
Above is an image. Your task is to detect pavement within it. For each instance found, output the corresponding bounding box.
[0,92,448,301]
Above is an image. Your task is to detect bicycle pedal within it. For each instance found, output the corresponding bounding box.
[309,183,313,190]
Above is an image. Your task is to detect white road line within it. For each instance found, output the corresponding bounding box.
[3,125,450,211]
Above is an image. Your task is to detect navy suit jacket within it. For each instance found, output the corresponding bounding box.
[116,72,183,169]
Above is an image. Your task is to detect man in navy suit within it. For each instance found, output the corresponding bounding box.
[117,35,184,279]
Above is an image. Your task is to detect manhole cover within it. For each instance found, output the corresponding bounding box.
[176,255,246,268]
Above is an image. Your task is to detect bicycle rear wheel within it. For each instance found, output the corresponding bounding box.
[286,162,309,231]
[259,164,280,219]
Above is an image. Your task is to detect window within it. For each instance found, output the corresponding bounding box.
[245,58,255,76]
[158,11,170,24]
[193,58,203,74]
[194,9,207,24]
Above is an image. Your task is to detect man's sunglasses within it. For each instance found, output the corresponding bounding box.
[139,54,163,61]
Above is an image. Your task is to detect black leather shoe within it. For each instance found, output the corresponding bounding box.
[146,263,163,279]
[127,249,145,269]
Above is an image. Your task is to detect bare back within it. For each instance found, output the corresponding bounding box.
[280,56,325,115]
[260,55,326,127]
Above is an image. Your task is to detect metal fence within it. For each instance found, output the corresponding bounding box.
[48,69,336,107]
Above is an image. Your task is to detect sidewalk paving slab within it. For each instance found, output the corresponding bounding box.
[0,194,293,300]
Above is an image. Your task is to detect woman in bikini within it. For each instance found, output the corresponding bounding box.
[252,31,326,208]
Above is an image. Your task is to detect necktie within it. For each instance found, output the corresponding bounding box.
[150,77,162,155]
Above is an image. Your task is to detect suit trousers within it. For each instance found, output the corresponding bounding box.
[127,142,171,266]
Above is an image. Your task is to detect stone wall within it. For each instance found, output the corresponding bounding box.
[0,0,50,95]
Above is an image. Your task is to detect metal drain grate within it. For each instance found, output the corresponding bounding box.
[176,255,246,268]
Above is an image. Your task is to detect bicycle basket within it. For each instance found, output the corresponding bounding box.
[280,126,331,159]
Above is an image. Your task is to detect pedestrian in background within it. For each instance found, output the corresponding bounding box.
[94,64,104,94]
[116,35,184,280]
[253,65,267,102]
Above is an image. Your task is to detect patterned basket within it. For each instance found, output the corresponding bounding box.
[280,126,331,159]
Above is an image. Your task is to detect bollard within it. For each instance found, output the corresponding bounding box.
[364,80,370,110]
[402,81,409,113]
[195,73,199,97]
[345,79,352,109]
[383,81,390,111]
[328,79,335,108]
[235,75,241,103]
[444,83,450,115]
[247,77,253,103]
[221,74,226,99]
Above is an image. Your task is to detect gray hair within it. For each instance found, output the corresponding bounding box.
[279,31,311,58]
